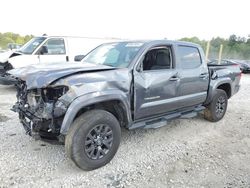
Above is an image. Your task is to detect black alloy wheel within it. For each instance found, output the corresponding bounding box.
[85,124,113,160]
[215,95,227,118]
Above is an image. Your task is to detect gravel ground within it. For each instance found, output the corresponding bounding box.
[0,75,250,188]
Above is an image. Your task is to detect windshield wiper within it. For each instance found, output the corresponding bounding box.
[16,50,24,54]
[103,64,116,68]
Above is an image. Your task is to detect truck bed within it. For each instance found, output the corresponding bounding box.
[205,63,241,105]
[208,63,241,79]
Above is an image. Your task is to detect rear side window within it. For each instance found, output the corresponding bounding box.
[178,46,201,69]
[43,38,66,55]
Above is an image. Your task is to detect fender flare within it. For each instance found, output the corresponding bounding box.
[205,77,232,105]
[60,90,132,135]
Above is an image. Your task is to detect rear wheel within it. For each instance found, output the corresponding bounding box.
[204,89,228,122]
[65,109,121,170]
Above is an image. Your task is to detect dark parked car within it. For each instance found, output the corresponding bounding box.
[9,40,241,170]
[234,60,250,73]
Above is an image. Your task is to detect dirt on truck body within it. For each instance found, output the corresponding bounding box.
[9,40,241,170]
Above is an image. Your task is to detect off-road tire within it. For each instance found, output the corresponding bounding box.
[204,89,228,122]
[65,109,121,171]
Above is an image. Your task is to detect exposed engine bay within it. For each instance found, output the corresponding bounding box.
[0,61,13,75]
[12,80,69,142]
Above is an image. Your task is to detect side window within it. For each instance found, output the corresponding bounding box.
[178,46,201,69]
[40,38,66,55]
[142,47,172,71]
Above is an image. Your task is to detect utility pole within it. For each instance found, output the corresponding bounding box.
[205,41,210,63]
[218,44,223,64]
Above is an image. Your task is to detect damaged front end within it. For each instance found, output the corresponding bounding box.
[0,62,16,85]
[12,80,69,142]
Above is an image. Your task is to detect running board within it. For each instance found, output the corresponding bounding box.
[129,106,205,130]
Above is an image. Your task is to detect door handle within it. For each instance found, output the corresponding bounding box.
[199,73,208,79]
[37,55,40,63]
[169,76,180,81]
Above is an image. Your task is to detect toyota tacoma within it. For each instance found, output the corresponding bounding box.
[9,40,241,170]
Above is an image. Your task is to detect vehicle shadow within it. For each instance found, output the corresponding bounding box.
[10,113,208,175]
[0,85,16,94]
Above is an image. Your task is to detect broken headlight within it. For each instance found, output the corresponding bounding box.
[27,86,69,103]
[43,85,69,101]
[27,89,42,108]
[26,86,69,119]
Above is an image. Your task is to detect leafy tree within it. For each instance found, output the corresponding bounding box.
[0,37,14,49]
[16,36,25,44]
[228,34,237,47]
[180,34,250,60]
[0,32,33,49]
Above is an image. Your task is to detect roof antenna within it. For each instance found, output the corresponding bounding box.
[42,33,47,36]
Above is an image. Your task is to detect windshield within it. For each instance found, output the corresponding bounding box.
[83,42,144,68]
[18,37,46,54]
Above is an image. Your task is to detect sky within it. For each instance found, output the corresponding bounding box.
[0,0,249,40]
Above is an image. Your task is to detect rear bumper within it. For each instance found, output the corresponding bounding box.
[0,74,17,85]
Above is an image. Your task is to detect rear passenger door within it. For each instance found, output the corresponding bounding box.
[176,45,209,108]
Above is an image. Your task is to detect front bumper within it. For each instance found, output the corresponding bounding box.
[12,103,44,135]
[12,102,65,143]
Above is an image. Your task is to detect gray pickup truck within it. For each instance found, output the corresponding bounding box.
[9,40,241,170]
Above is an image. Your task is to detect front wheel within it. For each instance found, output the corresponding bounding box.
[204,89,228,122]
[65,110,121,170]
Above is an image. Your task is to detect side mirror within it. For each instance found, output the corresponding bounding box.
[39,46,48,55]
[136,62,143,72]
[74,55,85,62]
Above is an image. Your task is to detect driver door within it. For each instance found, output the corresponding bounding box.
[133,46,179,120]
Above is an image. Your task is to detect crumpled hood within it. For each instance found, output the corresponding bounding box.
[8,61,116,89]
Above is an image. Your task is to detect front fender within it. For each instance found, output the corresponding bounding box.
[60,90,132,135]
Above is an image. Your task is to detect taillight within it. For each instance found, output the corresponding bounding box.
[233,64,243,77]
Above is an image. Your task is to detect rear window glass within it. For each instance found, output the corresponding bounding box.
[178,46,201,69]
[44,38,66,55]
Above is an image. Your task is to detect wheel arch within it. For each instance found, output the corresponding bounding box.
[217,83,232,98]
[205,78,232,105]
[60,91,132,135]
